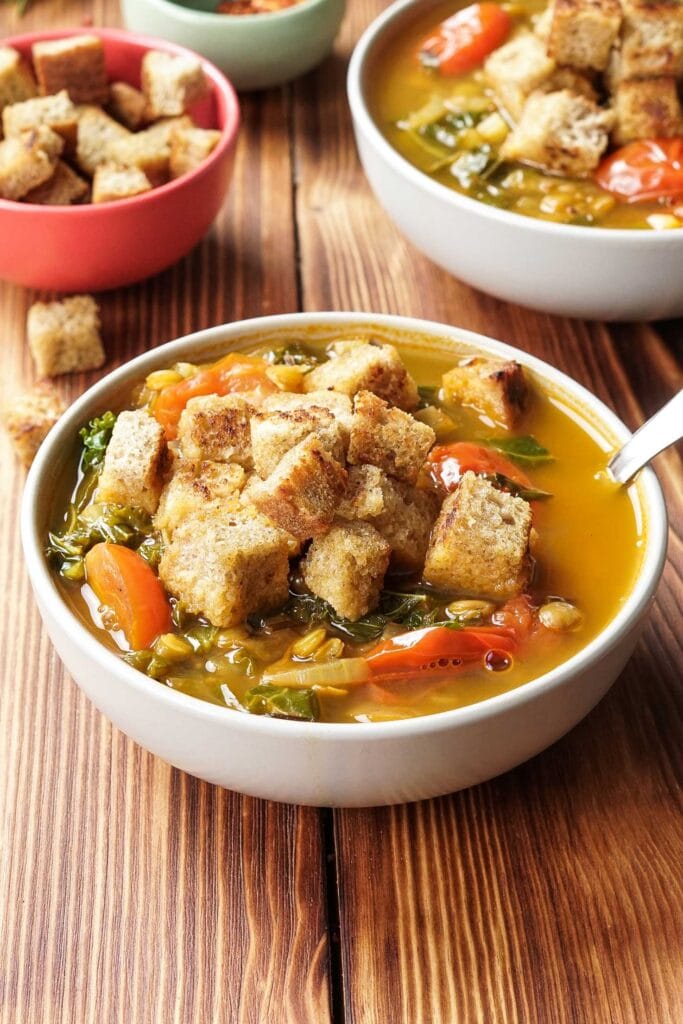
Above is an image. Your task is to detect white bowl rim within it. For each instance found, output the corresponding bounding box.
[21,311,668,743]
[0,26,240,216]
[125,0,339,26]
[347,0,683,244]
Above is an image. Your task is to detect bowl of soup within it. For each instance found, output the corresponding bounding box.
[21,312,667,805]
[347,0,683,320]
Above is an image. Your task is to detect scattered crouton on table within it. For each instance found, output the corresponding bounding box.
[1,385,65,467]
[27,295,104,377]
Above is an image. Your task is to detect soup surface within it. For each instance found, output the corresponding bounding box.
[48,332,643,723]
[369,0,683,229]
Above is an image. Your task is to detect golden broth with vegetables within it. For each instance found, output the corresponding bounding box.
[368,0,683,229]
[48,336,642,724]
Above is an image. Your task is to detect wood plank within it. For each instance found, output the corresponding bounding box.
[0,3,331,1022]
[294,2,683,1022]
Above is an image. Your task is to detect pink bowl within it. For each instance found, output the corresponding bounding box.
[0,28,240,292]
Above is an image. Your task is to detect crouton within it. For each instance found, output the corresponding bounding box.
[301,521,391,621]
[442,357,529,430]
[141,50,208,119]
[0,129,60,200]
[32,34,108,105]
[547,0,622,71]
[303,340,420,412]
[107,81,148,131]
[484,31,556,118]
[0,47,37,119]
[338,465,438,572]
[540,66,598,102]
[75,105,131,176]
[27,295,104,377]
[169,124,221,178]
[620,0,683,78]
[177,394,253,467]
[250,406,345,479]
[1,385,65,467]
[500,89,614,178]
[95,410,166,515]
[91,161,152,203]
[611,76,683,144]
[262,389,354,444]
[423,472,532,600]
[248,434,347,541]
[2,89,79,146]
[347,390,435,485]
[158,510,290,628]
[155,459,246,538]
[106,115,192,186]
[24,158,89,205]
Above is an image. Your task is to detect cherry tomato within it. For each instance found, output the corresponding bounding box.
[418,3,512,76]
[595,138,683,203]
[426,441,532,493]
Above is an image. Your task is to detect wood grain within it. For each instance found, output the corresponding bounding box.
[0,0,682,1022]
[295,2,683,1022]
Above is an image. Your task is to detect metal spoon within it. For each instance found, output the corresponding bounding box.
[608,390,683,484]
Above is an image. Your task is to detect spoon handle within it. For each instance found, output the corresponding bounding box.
[608,389,683,484]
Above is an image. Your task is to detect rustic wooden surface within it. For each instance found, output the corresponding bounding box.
[1,1,681,1022]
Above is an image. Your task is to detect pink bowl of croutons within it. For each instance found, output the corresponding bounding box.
[0,28,239,291]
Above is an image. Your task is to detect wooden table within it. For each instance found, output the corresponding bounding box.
[1,2,681,1021]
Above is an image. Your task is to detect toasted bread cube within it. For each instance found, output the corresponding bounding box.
[2,90,79,146]
[177,394,253,467]
[159,510,290,627]
[27,295,104,377]
[32,35,108,105]
[302,521,391,621]
[141,50,208,119]
[169,125,221,178]
[262,389,353,443]
[303,340,419,411]
[347,391,435,485]
[107,115,192,186]
[442,357,529,429]
[485,31,556,118]
[75,105,131,176]
[91,161,152,203]
[250,406,345,479]
[155,459,246,538]
[0,130,59,200]
[1,386,65,467]
[107,81,148,130]
[95,410,166,515]
[424,472,532,600]
[501,89,614,179]
[338,465,438,572]
[547,0,622,71]
[0,47,37,119]
[539,66,598,102]
[612,76,683,144]
[248,434,347,541]
[24,159,89,205]
[620,0,683,77]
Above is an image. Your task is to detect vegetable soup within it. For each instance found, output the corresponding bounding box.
[48,333,643,723]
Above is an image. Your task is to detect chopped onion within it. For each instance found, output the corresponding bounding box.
[262,658,370,689]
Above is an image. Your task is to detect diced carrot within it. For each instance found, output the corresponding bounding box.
[84,543,171,651]
[426,441,532,493]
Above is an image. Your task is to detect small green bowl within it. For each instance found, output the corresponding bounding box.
[120,0,346,90]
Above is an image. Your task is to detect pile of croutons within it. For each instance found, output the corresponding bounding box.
[0,34,221,204]
[92,339,534,627]
[485,0,683,177]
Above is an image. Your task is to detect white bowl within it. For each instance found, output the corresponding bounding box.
[121,0,346,91]
[21,313,667,806]
[347,0,683,322]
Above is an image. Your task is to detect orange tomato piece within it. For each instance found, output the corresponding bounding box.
[365,624,517,683]
[84,543,172,651]
[426,441,532,493]
[595,138,683,203]
[418,3,512,76]
[152,353,277,440]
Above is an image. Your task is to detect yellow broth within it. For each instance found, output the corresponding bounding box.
[368,0,681,229]
[51,336,644,723]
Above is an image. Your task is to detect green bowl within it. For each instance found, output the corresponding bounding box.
[120,0,346,90]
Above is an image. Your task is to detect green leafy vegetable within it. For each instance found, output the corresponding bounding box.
[417,385,439,409]
[263,343,321,369]
[47,503,158,579]
[79,411,117,471]
[244,683,319,722]
[487,473,553,501]
[487,435,553,464]
[283,587,458,642]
